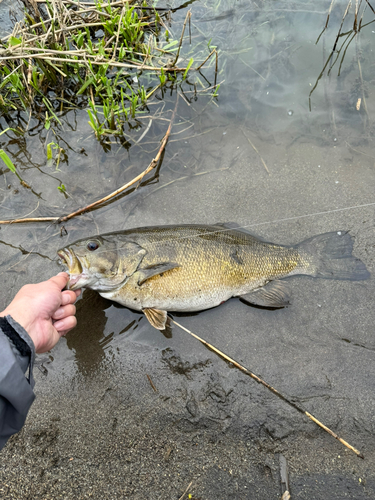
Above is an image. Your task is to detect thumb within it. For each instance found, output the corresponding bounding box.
[49,272,70,290]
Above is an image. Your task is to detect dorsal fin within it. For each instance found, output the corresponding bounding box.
[214,222,267,240]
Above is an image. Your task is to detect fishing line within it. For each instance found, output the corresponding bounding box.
[234,200,375,229]
[60,199,375,257]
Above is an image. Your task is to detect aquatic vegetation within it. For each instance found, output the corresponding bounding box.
[0,0,219,140]
[310,0,375,115]
[0,148,23,183]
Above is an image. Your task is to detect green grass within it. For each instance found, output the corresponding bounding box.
[0,1,219,141]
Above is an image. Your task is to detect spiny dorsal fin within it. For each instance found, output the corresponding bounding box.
[143,308,168,330]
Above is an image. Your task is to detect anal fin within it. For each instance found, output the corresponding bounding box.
[240,280,290,308]
[143,307,168,330]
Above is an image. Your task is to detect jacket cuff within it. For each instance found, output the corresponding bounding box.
[1,316,36,388]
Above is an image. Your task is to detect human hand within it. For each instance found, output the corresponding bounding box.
[0,272,80,354]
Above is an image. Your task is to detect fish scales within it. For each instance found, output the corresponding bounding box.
[57,224,369,329]
[121,226,300,308]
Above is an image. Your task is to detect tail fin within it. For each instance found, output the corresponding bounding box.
[296,231,370,280]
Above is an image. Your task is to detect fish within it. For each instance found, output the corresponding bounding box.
[57,224,370,330]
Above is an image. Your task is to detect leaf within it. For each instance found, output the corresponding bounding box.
[162,40,179,51]
[0,149,23,182]
[183,58,194,80]
[8,36,21,46]
[77,76,96,95]
[0,149,16,172]
[45,112,51,130]
[46,142,58,160]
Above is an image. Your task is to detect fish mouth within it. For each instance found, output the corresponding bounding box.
[57,248,88,290]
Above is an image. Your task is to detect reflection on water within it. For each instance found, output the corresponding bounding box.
[66,290,110,376]
[66,289,174,376]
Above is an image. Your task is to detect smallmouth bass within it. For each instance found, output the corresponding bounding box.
[57,224,370,330]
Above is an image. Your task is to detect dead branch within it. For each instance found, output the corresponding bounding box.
[0,96,179,226]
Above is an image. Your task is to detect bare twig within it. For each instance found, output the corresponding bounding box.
[355,36,369,126]
[170,318,364,459]
[178,481,193,500]
[172,10,191,67]
[316,0,336,43]
[56,97,178,222]
[0,52,189,74]
[0,96,179,225]
[196,48,216,70]
[345,141,375,160]
[146,374,157,392]
[332,0,352,52]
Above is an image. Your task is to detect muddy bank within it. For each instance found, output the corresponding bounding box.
[1,332,375,499]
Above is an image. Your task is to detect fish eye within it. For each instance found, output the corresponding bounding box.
[87,241,99,251]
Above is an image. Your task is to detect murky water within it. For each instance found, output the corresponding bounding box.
[1,1,375,497]
[1,0,373,378]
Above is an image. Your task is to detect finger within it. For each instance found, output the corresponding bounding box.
[54,315,77,333]
[48,272,70,291]
[52,304,76,320]
[61,290,79,306]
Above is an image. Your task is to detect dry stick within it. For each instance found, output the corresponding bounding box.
[345,141,375,160]
[354,0,359,31]
[57,100,178,222]
[280,454,291,500]
[325,0,336,28]
[146,374,157,392]
[170,318,364,459]
[332,0,352,52]
[3,45,165,64]
[195,48,216,70]
[172,10,191,67]
[364,0,375,14]
[214,48,218,86]
[178,481,193,500]
[0,53,187,73]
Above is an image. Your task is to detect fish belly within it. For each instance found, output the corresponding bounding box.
[99,270,265,313]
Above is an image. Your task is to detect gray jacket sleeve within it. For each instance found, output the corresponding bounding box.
[0,315,36,451]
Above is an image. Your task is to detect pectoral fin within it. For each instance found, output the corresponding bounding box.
[143,308,168,330]
[240,280,290,308]
[137,262,180,286]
